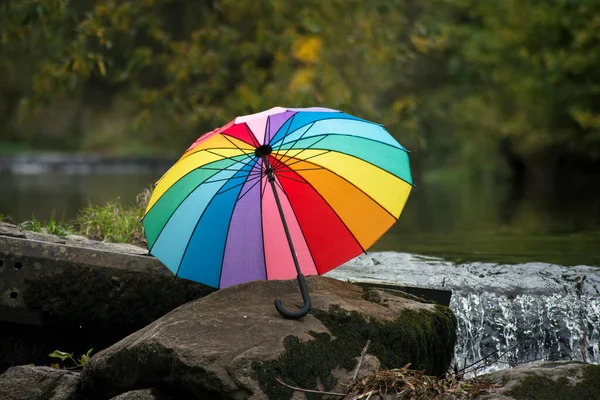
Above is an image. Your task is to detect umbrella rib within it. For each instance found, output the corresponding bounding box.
[265,116,271,145]
[177,145,254,166]
[269,173,323,274]
[269,115,384,148]
[235,174,263,202]
[274,173,311,185]
[216,207,237,289]
[283,147,414,188]
[241,122,261,147]
[203,169,262,184]
[280,155,402,222]
[261,174,268,198]
[147,158,253,252]
[269,173,319,273]
[277,122,315,161]
[277,132,409,156]
[276,163,368,256]
[271,114,297,156]
[273,134,328,167]
[199,167,250,172]
[221,133,254,158]
[275,150,331,170]
[214,173,261,197]
[273,135,328,155]
[278,132,409,155]
[205,149,254,169]
[199,168,262,176]
[205,174,260,187]
[273,121,317,163]
[276,167,324,172]
[173,163,256,279]
[216,163,258,288]
[144,155,248,219]
[272,174,286,193]
[155,148,247,187]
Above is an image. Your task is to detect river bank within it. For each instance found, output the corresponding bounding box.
[2,222,599,374]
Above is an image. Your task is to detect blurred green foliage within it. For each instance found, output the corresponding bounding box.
[1,0,599,176]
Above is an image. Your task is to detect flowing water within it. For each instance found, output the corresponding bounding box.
[327,253,600,374]
[1,156,599,372]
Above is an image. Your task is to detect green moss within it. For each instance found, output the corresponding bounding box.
[509,365,600,400]
[252,304,457,400]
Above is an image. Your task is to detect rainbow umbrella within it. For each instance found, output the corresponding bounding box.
[142,107,412,319]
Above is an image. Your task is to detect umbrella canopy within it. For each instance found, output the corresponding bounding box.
[142,106,412,317]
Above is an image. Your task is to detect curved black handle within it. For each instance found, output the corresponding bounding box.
[275,274,311,319]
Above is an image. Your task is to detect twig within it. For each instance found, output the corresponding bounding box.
[351,389,376,399]
[275,377,346,397]
[491,357,547,365]
[352,339,372,382]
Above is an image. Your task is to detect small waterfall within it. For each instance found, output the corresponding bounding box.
[327,252,600,373]
[451,291,599,374]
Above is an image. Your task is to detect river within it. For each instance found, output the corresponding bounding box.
[0,163,598,267]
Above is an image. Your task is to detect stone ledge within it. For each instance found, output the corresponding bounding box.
[0,223,169,326]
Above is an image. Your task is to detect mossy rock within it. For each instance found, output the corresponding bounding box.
[252,304,457,400]
[508,364,600,400]
[80,276,457,400]
[481,361,600,400]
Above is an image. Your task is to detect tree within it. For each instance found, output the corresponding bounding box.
[2,0,599,178]
[438,0,600,171]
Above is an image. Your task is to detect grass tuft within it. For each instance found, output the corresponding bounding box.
[20,214,42,232]
[12,189,152,245]
[19,211,73,237]
[76,188,150,246]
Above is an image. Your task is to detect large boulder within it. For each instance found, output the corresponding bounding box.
[475,361,600,400]
[0,365,80,400]
[81,276,457,399]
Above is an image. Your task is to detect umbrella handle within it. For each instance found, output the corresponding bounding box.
[274,274,311,319]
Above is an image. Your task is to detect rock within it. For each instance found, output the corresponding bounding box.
[109,388,173,400]
[25,231,68,244]
[0,223,26,239]
[474,361,600,399]
[0,222,150,256]
[81,276,457,400]
[0,365,80,400]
